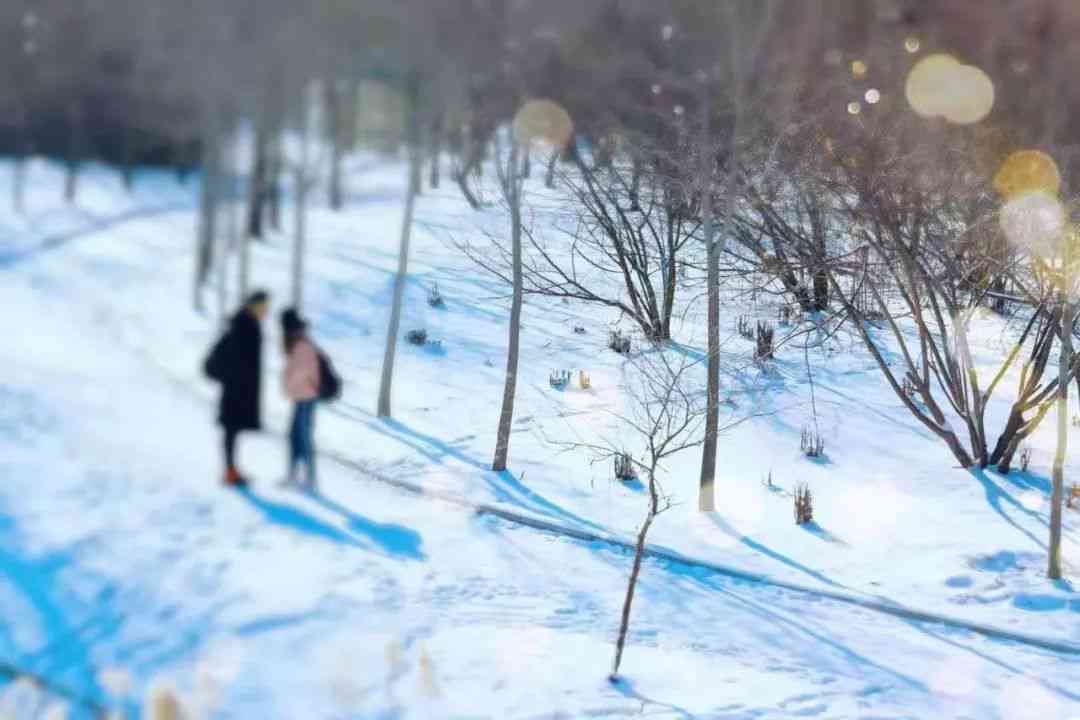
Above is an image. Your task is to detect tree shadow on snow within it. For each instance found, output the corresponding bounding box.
[0,203,192,268]
[971,468,1046,550]
[340,412,607,534]
[305,492,426,561]
[898,614,1080,704]
[800,521,849,547]
[0,541,109,707]
[705,577,927,691]
[609,676,695,719]
[996,466,1052,495]
[706,513,848,589]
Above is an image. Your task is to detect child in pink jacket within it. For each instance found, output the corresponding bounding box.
[281,308,320,487]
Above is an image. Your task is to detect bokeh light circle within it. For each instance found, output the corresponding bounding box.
[906,54,961,118]
[1000,191,1066,259]
[993,150,1061,199]
[513,99,574,150]
[905,54,994,124]
[945,63,995,124]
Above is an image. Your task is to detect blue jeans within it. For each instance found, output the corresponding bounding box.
[289,400,317,484]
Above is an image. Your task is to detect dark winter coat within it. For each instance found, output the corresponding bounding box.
[205,310,263,431]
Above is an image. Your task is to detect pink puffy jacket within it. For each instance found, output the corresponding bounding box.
[284,338,320,401]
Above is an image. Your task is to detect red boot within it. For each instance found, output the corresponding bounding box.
[224,466,249,488]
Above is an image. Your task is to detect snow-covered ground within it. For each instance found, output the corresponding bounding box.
[1,158,1079,718]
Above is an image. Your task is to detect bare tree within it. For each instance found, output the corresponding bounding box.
[325,78,347,211]
[377,71,423,418]
[560,349,707,679]
[463,149,704,343]
[289,83,319,310]
[195,106,222,312]
[246,104,272,239]
[697,0,788,513]
[990,305,1063,471]
[1049,250,1077,579]
[491,133,525,472]
[698,78,720,511]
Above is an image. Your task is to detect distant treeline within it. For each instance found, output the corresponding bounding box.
[0,93,199,170]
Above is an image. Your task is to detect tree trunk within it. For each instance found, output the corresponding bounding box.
[594,134,613,169]
[454,136,486,209]
[813,269,829,311]
[12,104,27,213]
[377,75,422,418]
[293,165,308,309]
[698,77,718,512]
[247,121,268,239]
[768,245,814,311]
[343,79,360,151]
[990,409,1024,467]
[991,275,1008,314]
[1049,296,1072,579]
[293,86,315,306]
[237,222,251,302]
[326,80,345,211]
[612,464,659,678]
[268,127,283,231]
[218,138,235,327]
[13,157,26,215]
[429,110,443,189]
[64,100,84,204]
[122,120,137,192]
[997,400,1055,474]
[942,427,975,469]
[492,141,523,472]
[195,117,220,312]
[544,151,558,189]
[810,206,829,311]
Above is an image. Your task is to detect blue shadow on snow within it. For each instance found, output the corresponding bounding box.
[306,492,426,561]
[234,488,360,547]
[609,676,694,719]
[971,469,1046,550]
[707,513,846,589]
[348,414,608,534]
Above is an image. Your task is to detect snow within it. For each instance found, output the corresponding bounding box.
[0,157,1079,717]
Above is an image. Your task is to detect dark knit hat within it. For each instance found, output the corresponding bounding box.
[280,307,307,334]
[246,289,270,306]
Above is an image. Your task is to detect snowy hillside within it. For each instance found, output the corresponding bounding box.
[1,157,1079,718]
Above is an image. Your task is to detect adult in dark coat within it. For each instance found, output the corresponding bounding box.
[205,290,270,486]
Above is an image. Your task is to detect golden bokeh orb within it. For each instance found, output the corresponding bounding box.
[851,59,868,78]
[847,101,862,115]
[993,150,1061,199]
[999,191,1066,259]
[512,99,574,150]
